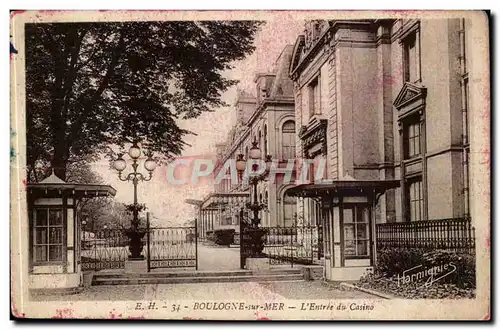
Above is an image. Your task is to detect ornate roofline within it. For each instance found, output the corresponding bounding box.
[289,20,378,80]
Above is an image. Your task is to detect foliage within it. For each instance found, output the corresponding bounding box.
[212,229,236,246]
[359,248,477,298]
[375,248,476,289]
[420,250,476,288]
[79,198,130,230]
[26,21,263,180]
[183,219,196,227]
[28,153,102,183]
[357,273,476,299]
[124,203,148,215]
[375,247,428,276]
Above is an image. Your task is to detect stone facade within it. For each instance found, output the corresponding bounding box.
[290,18,479,225]
[199,45,298,233]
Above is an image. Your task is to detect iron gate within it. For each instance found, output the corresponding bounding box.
[262,226,322,266]
[239,223,323,269]
[81,223,198,272]
[146,219,198,270]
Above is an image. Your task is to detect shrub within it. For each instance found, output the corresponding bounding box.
[420,250,476,288]
[376,247,428,276]
[213,229,235,246]
[376,248,476,289]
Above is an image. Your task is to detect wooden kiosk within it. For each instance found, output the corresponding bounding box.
[27,171,116,294]
[286,176,399,281]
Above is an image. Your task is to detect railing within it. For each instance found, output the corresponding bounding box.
[81,229,129,271]
[147,226,198,270]
[376,218,475,254]
[261,226,323,266]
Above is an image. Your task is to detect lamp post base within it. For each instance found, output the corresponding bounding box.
[124,259,147,274]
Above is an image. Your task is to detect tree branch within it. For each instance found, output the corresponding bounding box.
[69,28,126,143]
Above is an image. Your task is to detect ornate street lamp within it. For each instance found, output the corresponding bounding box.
[112,141,157,260]
[236,138,272,228]
[236,138,272,260]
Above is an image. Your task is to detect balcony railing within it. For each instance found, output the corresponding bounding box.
[376,218,475,254]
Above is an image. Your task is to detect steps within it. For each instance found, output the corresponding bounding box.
[92,268,304,286]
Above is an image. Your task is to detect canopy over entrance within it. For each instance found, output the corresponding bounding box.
[200,192,249,209]
[285,178,400,199]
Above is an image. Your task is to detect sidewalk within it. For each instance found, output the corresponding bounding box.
[196,244,296,271]
[197,244,241,271]
[31,280,377,301]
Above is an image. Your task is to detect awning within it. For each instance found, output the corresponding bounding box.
[285,179,400,198]
[200,192,250,209]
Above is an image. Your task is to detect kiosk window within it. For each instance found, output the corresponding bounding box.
[33,208,64,263]
[343,206,370,258]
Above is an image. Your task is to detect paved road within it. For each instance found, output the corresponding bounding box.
[35,245,377,302]
[197,244,241,270]
[32,281,376,301]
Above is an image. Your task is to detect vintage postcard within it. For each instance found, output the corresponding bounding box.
[10,10,490,320]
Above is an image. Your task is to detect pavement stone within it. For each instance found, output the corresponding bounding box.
[197,245,241,271]
[257,281,377,299]
[32,281,376,301]
[30,284,147,301]
[144,282,286,301]
[30,246,377,301]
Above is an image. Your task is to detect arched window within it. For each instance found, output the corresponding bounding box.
[282,120,296,160]
[283,189,297,227]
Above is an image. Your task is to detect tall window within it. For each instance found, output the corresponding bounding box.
[343,205,370,258]
[33,208,64,263]
[404,117,421,158]
[308,77,320,117]
[283,193,296,227]
[408,178,424,221]
[282,120,296,160]
[403,32,418,82]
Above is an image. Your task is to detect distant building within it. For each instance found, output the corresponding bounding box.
[198,45,297,237]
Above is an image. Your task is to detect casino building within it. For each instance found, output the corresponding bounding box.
[286,17,485,280]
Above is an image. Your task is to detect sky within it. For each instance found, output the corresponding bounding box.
[93,17,304,226]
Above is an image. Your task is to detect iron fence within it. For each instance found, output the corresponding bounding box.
[261,226,322,266]
[81,229,129,271]
[376,218,475,254]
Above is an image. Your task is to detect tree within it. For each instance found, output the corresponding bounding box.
[26,21,263,181]
[79,198,130,231]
